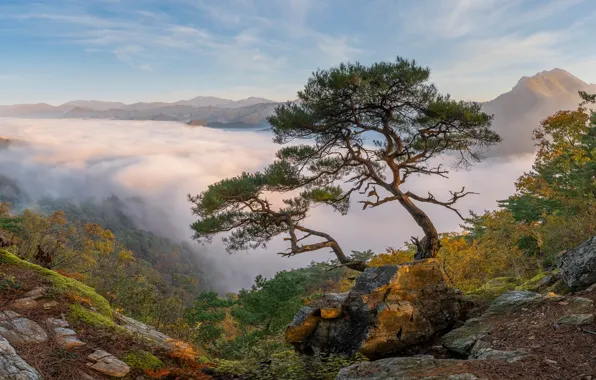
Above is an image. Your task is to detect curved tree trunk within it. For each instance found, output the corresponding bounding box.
[397,195,440,259]
[330,241,368,272]
[290,224,368,272]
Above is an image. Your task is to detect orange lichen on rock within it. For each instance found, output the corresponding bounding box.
[286,259,462,359]
[285,312,321,343]
[321,306,342,319]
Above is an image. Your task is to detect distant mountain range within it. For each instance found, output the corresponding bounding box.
[1,69,594,155]
[0,96,280,127]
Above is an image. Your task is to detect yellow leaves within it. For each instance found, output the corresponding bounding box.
[68,292,94,308]
[83,223,103,236]
[515,174,554,198]
[0,202,11,218]
[49,211,67,226]
[368,247,414,267]
[118,249,135,263]
[220,312,241,341]
[534,107,592,170]
[337,277,355,293]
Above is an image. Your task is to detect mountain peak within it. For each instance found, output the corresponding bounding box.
[514,68,587,97]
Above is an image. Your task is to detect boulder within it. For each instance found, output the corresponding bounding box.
[336,355,481,380]
[557,313,594,325]
[87,350,130,377]
[517,272,560,292]
[0,311,48,346]
[558,236,596,290]
[484,291,545,316]
[42,301,58,310]
[286,260,461,359]
[440,319,490,357]
[10,298,39,311]
[469,341,528,363]
[469,277,520,300]
[22,287,46,300]
[0,335,41,380]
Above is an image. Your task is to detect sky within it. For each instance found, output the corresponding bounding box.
[1,0,596,104]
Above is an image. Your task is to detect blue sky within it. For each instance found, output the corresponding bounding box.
[1,0,595,105]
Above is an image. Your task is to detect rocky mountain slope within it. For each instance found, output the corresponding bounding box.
[0,249,203,379]
[483,68,596,157]
[322,234,596,379]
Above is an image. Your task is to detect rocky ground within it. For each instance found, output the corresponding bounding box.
[338,288,596,379]
[0,249,191,380]
[327,233,596,379]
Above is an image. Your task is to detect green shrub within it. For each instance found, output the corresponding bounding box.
[304,353,368,380]
[0,273,20,292]
[468,276,521,300]
[215,338,367,380]
[215,358,259,376]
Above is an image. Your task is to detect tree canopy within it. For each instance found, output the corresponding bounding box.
[500,91,596,222]
[190,57,501,263]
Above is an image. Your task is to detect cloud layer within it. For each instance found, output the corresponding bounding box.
[0,117,534,291]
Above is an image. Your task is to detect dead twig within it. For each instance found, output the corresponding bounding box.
[580,328,596,336]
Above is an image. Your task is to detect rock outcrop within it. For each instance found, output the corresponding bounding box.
[558,236,596,290]
[0,336,41,380]
[0,250,171,379]
[10,298,40,312]
[286,259,461,359]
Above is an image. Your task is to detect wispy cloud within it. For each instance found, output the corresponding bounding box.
[399,0,585,40]
[1,0,596,103]
[400,0,595,100]
[315,35,364,65]
[113,45,152,70]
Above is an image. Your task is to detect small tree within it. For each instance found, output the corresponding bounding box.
[502,91,596,220]
[267,57,500,258]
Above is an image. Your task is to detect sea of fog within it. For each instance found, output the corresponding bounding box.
[0,117,535,291]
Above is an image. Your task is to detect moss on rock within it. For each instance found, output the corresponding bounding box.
[68,303,117,329]
[0,250,113,318]
[469,277,521,301]
[122,350,164,370]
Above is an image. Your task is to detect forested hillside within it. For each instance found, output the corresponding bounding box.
[0,195,205,336]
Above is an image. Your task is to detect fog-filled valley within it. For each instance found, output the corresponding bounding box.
[0,116,534,292]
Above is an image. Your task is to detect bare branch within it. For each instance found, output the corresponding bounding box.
[404,187,477,219]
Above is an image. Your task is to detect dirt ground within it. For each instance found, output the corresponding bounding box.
[420,288,596,380]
